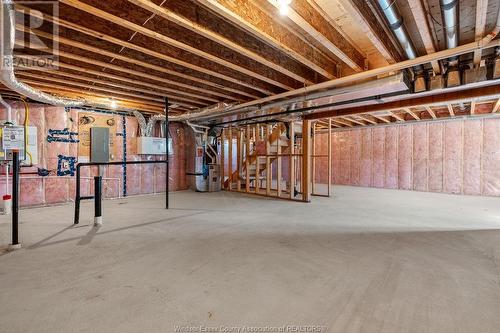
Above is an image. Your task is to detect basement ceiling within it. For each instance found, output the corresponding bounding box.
[2,0,500,120]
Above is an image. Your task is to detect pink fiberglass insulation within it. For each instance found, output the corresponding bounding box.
[372,127,385,188]
[412,123,428,192]
[360,129,372,187]
[0,102,189,207]
[384,127,398,189]
[463,120,482,195]
[349,130,361,186]
[398,126,412,190]
[339,131,350,184]
[332,132,341,184]
[428,122,444,192]
[322,117,500,197]
[483,118,500,196]
[443,121,463,194]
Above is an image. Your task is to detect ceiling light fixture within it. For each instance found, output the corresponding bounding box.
[277,0,291,15]
[109,99,117,109]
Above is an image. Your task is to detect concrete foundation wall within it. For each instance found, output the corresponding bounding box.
[0,102,188,207]
[315,117,500,196]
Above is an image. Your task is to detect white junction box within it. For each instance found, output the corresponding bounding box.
[137,136,166,155]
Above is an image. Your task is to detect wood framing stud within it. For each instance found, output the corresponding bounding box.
[404,108,420,120]
[372,115,391,123]
[390,111,405,122]
[447,104,455,116]
[425,106,437,119]
[492,99,500,113]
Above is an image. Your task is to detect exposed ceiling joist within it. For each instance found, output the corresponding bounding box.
[265,0,365,71]
[425,106,437,119]
[404,108,421,120]
[17,6,267,100]
[493,99,500,113]
[473,0,488,66]
[196,0,337,79]
[60,0,294,91]
[18,73,201,109]
[342,0,401,63]
[17,26,241,102]
[447,104,455,116]
[470,100,476,114]
[359,114,378,124]
[18,70,210,106]
[407,0,440,73]
[332,118,354,127]
[342,116,365,125]
[389,111,405,121]
[372,114,391,123]
[127,0,315,85]
[18,5,265,98]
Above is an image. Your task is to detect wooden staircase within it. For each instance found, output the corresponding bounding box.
[224,123,290,192]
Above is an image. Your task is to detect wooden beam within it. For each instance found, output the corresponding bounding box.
[221,128,225,189]
[24,81,164,110]
[492,99,500,113]
[404,108,420,120]
[389,111,405,121]
[128,0,314,85]
[16,56,214,106]
[16,72,204,109]
[228,126,233,190]
[331,118,354,127]
[473,0,488,66]
[17,25,238,102]
[372,114,391,123]
[289,121,295,199]
[342,116,365,126]
[359,114,378,125]
[16,4,264,98]
[15,42,234,103]
[302,119,311,202]
[306,86,500,120]
[60,0,294,91]
[342,0,401,63]
[447,104,455,116]
[425,106,437,119]
[266,0,365,71]
[470,100,476,115]
[407,0,440,73]
[197,0,337,79]
[25,68,211,106]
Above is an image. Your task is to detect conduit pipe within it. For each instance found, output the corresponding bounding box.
[191,33,500,122]
[377,0,417,60]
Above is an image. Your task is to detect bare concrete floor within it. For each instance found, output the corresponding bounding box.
[1,186,500,333]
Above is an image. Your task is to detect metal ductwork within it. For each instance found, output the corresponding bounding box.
[440,0,459,71]
[440,0,459,50]
[0,0,85,107]
[377,0,417,60]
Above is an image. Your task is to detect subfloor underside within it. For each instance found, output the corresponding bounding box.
[1,186,500,333]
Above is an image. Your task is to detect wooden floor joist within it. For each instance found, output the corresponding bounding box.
[17,4,264,99]
[60,0,296,91]
[127,0,315,85]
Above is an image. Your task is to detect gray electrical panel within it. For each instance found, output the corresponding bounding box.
[90,127,110,163]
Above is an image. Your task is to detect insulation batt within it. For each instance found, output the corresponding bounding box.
[0,103,188,207]
[312,118,500,197]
